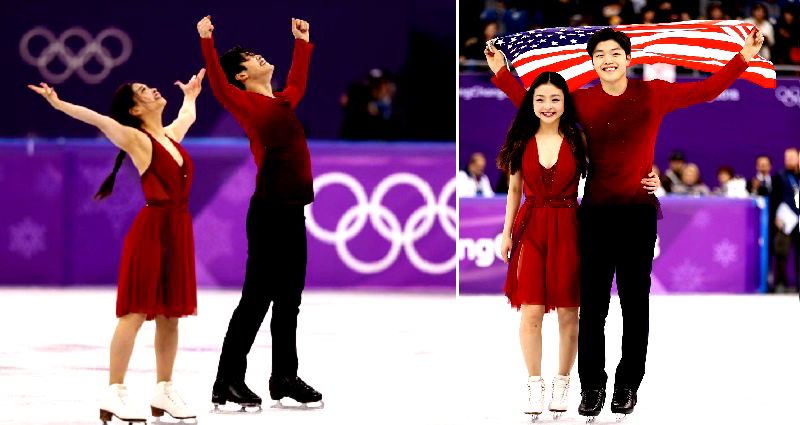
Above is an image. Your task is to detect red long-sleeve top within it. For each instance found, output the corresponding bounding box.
[201,36,314,205]
[491,54,748,205]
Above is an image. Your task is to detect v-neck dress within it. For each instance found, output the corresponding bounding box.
[115,130,197,320]
[504,137,580,312]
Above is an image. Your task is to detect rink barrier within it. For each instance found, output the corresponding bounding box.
[0,139,456,291]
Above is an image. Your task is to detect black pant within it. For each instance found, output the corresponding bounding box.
[216,198,307,382]
[578,204,657,391]
[774,227,800,289]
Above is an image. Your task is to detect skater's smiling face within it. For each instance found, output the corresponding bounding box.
[220,46,274,90]
[238,52,275,82]
[532,83,564,124]
[591,40,631,84]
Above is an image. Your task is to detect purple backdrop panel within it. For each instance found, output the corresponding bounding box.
[459,196,762,294]
[0,141,455,291]
[460,74,800,188]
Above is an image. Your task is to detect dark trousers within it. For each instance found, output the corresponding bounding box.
[774,227,800,289]
[578,204,657,391]
[216,198,307,382]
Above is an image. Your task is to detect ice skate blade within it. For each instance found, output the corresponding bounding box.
[152,419,198,425]
[615,413,628,422]
[271,399,325,410]
[210,402,262,414]
[551,410,565,420]
[99,408,146,424]
[527,412,540,422]
[584,416,597,424]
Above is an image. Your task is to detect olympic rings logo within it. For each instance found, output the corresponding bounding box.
[775,86,800,108]
[20,26,132,84]
[304,172,457,275]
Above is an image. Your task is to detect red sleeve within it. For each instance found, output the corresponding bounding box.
[490,67,527,108]
[656,53,749,114]
[200,36,248,115]
[279,39,314,109]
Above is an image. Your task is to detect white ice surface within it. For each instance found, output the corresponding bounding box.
[0,288,458,425]
[454,294,800,425]
[1,289,798,425]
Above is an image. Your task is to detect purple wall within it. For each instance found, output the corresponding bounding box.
[460,74,800,188]
[459,196,764,294]
[2,0,454,140]
[0,140,455,291]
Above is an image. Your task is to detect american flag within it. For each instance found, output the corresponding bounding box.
[491,20,776,91]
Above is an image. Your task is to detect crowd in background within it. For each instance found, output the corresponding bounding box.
[461,0,800,66]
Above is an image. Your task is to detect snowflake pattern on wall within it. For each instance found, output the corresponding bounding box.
[78,165,142,237]
[8,217,47,259]
[194,211,235,263]
[691,210,712,228]
[713,239,738,268]
[670,259,706,291]
[34,163,64,198]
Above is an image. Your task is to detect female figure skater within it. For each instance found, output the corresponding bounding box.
[28,69,205,423]
[491,66,659,420]
[495,70,586,421]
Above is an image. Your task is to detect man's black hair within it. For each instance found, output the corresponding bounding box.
[220,46,256,90]
[586,27,632,57]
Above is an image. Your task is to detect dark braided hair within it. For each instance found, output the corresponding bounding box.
[497,71,587,178]
[94,83,142,200]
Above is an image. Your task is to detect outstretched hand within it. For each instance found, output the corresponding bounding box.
[197,15,214,38]
[484,42,506,75]
[740,27,765,62]
[292,18,310,42]
[175,68,206,99]
[27,82,61,108]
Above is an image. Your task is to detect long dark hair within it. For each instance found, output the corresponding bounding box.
[497,71,587,178]
[95,83,142,200]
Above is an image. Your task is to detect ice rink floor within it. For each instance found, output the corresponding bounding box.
[0,289,798,425]
[455,294,800,425]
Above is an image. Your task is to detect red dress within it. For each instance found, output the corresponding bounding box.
[504,137,580,312]
[115,131,197,320]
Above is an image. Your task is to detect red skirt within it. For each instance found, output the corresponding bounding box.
[504,200,580,312]
[116,204,197,320]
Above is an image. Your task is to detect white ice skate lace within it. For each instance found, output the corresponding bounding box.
[527,380,545,404]
[553,378,569,403]
[117,386,131,406]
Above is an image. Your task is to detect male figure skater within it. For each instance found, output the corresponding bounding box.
[197,15,322,409]
[488,26,764,419]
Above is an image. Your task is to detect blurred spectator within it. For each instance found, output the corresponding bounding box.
[713,165,749,197]
[340,69,403,141]
[773,6,800,64]
[706,3,727,20]
[661,151,686,193]
[672,163,711,195]
[503,1,531,35]
[747,154,774,196]
[458,152,494,197]
[642,6,657,23]
[745,3,776,60]
[461,21,499,63]
[481,0,508,34]
[772,147,800,292]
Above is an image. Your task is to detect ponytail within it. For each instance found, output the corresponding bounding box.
[96,83,141,200]
[94,149,127,200]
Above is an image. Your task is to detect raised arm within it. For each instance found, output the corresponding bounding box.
[28,83,140,151]
[281,18,314,108]
[197,16,247,114]
[658,28,764,113]
[485,43,527,107]
[166,68,205,143]
[500,171,523,263]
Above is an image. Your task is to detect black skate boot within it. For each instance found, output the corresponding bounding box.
[269,376,323,409]
[211,380,262,413]
[578,388,606,423]
[610,387,637,421]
